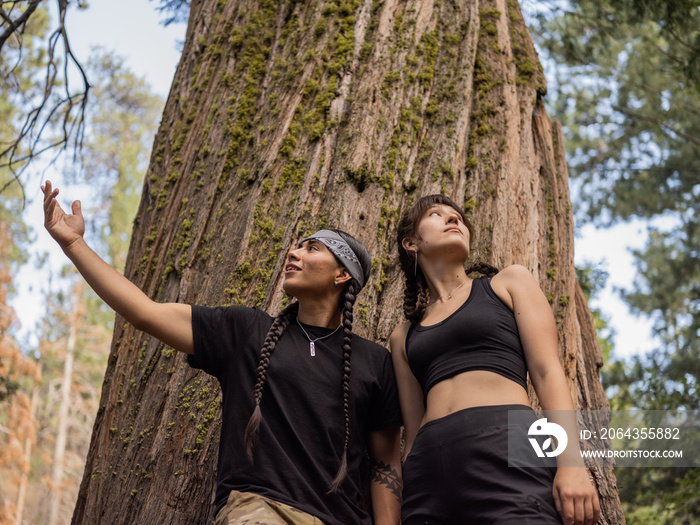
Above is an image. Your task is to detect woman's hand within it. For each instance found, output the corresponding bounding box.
[42,180,85,251]
[553,467,601,525]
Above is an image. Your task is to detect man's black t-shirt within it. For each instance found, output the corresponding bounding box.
[187,305,402,525]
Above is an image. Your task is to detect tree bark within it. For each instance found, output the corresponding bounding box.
[72,0,624,523]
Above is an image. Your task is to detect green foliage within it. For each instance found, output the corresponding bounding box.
[1,2,94,181]
[624,228,699,371]
[529,0,700,224]
[531,0,700,404]
[0,4,51,185]
[0,6,48,416]
[611,467,700,524]
[598,226,700,413]
[532,3,700,517]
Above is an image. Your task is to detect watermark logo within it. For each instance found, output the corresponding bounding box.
[528,418,568,457]
[509,410,696,468]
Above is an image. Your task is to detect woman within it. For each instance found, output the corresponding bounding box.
[390,194,600,525]
[42,181,402,525]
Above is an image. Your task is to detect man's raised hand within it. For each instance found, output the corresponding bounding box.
[42,180,85,250]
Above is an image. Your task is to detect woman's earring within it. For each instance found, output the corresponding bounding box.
[413,249,418,276]
[334,281,338,287]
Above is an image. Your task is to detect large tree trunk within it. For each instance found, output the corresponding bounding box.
[72,0,623,523]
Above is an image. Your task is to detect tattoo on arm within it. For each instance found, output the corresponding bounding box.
[370,458,403,503]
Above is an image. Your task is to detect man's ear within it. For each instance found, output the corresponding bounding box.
[334,267,352,285]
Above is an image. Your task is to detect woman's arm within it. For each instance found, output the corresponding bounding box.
[389,322,425,457]
[42,181,193,354]
[492,265,601,525]
[368,427,402,525]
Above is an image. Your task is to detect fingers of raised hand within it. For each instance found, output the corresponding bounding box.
[42,181,59,213]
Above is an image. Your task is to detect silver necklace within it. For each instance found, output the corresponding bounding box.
[432,278,469,304]
[296,318,341,356]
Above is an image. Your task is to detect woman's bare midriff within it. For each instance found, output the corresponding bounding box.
[422,370,531,426]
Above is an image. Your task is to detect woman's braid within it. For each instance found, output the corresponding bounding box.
[402,268,431,323]
[465,261,499,277]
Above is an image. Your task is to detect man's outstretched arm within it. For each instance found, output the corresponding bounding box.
[42,181,193,354]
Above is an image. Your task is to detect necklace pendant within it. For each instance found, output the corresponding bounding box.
[309,341,316,357]
[447,293,452,299]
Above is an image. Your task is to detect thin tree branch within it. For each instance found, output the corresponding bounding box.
[0,0,90,200]
[0,0,41,50]
[611,105,700,146]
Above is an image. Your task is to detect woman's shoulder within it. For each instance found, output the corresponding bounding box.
[490,264,536,288]
[489,264,537,308]
[493,263,532,278]
[388,321,411,352]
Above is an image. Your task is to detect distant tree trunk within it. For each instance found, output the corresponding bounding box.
[72,0,623,523]
[15,376,39,525]
[50,283,82,525]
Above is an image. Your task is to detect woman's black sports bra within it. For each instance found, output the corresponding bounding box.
[405,277,528,397]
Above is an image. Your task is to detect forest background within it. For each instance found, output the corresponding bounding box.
[0,0,697,523]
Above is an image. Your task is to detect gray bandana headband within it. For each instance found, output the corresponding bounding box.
[300,230,366,287]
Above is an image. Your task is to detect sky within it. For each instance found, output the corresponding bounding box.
[15,0,657,360]
[65,0,185,98]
